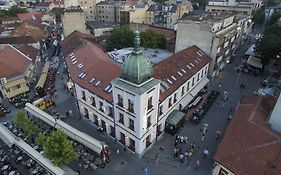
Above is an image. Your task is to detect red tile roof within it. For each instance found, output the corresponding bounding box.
[214,95,281,175]
[19,45,38,61]
[0,36,37,45]
[154,46,210,101]
[0,44,32,79]
[17,12,44,22]
[65,39,121,102]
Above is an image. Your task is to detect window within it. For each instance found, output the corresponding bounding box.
[148,96,153,110]
[197,73,200,81]
[147,116,151,128]
[159,105,163,115]
[82,91,86,100]
[128,99,134,113]
[91,96,96,107]
[201,70,204,78]
[168,97,172,107]
[84,108,89,119]
[219,168,228,175]
[119,113,124,124]
[129,138,135,152]
[108,107,113,117]
[192,77,195,86]
[187,82,190,91]
[6,88,10,93]
[129,118,134,131]
[117,94,123,107]
[174,93,177,103]
[99,101,104,112]
[16,84,21,89]
[181,86,185,96]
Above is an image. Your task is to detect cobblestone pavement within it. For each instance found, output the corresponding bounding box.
[0,35,267,175]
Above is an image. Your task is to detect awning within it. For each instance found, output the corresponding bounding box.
[166,110,185,126]
[245,44,255,56]
[6,84,29,98]
[247,55,262,69]
[3,78,26,89]
[36,73,48,89]
[190,77,209,97]
[42,61,50,74]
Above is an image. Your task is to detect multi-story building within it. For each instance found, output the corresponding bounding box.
[77,0,103,21]
[96,1,120,23]
[146,3,191,29]
[61,8,89,37]
[0,44,35,99]
[175,12,252,77]
[63,30,210,156]
[206,0,262,15]
[119,2,149,25]
[212,95,280,175]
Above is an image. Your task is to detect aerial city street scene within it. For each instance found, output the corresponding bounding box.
[0,0,281,174]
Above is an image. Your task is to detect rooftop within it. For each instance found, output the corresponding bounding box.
[0,44,32,79]
[19,44,38,61]
[16,12,44,22]
[214,95,281,175]
[86,21,119,29]
[107,47,173,65]
[181,11,234,22]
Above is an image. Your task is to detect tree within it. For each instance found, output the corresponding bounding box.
[255,34,281,67]
[252,9,265,24]
[14,111,27,129]
[0,7,28,18]
[264,24,281,38]
[106,27,134,50]
[43,129,78,166]
[268,10,281,25]
[36,132,47,146]
[140,30,166,49]
[24,120,38,139]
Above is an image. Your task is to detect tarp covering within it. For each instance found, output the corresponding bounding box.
[245,44,256,56]
[166,110,185,126]
[247,55,262,68]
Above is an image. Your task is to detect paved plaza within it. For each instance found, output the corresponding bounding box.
[0,29,268,175]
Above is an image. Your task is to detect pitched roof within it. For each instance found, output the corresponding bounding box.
[60,30,95,56]
[65,39,120,102]
[154,46,210,101]
[214,95,281,175]
[19,44,38,61]
[17,12,44,22]
[0,36,37,45]
[0,44,32,79]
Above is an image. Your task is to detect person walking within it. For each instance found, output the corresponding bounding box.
[216,130,221,140]
[203,148,209,159]
[195,160,200,170]
[155,154,159,165]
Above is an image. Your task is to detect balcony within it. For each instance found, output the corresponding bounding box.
[128,108,134,113]
[117,102,123,108]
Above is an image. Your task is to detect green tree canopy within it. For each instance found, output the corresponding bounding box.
[14,111,37,138]
[264,24,281,37]
[0,7,28,18]
[35,132,46,146]
[106,27,134,50]
[140,30,166,49]
[43,129,78,166]
[255,34,281,66]
[252,9,265,24]
[268,10,281,25]
[14,111,27,129]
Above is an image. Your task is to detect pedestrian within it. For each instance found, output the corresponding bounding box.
[116,149,119,154]
[201,135,205,143]
[155,154,159,165]
[69,110,73,116]
[228,115,232,121]
[216,130,221,140]
[219,82,222,88]
[123,145,127,152]
[203,148,209,159]
[195,160,200,170]
[66,111,69,118]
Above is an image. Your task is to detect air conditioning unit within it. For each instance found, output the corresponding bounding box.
[0,78,7,85]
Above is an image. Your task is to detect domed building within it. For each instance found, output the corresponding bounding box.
[63,30,210,156]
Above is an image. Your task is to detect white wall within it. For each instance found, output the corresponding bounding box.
[269,94,281,134]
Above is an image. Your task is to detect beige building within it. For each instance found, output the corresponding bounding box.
[77,0,103,21]
[175,12,252,77]
[119,2,148,25]
[146,3,191,29]
[61,8,89,37]
[206,0,262,15]
[0,44,34,99]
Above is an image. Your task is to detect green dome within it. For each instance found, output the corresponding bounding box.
[120,29,153,84]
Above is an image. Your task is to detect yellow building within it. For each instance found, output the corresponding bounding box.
[119,2,149,25]
[0,44,34,99]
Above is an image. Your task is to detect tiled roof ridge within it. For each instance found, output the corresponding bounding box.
[216,101,281,161]
[8,44,32,62]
